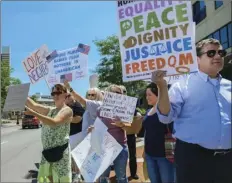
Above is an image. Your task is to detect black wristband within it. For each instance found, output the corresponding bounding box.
[70,88,73,92]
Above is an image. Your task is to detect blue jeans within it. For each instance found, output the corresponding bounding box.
[99,145,128,183]
[145,153,176,183]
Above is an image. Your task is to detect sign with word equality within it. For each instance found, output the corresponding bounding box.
[71,119,123,182]
[22,45,49,84]
[46,43,90,85]
[100,91,137,123]
[3,83,30,112]
[117,1,198,82]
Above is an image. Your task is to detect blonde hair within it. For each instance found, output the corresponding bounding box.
[86,87,104,101]
[106,84,123,94]
[119,85,127,94]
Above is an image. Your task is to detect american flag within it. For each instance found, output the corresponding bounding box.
[60,73,72,83]
[46,50,58,63]
[78,43,90,55]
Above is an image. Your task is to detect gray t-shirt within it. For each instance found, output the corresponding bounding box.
[81,100,102,138]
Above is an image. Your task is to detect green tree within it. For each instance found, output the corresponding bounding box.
[1,61,22,110]
[31,95,38,102]
[93,35,147,97]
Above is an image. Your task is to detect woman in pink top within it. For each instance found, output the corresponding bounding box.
[64,81,130,183]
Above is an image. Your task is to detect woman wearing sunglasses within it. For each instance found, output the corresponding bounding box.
[63,81,104,140]
[64,81,131,183]
[25,84,73,183]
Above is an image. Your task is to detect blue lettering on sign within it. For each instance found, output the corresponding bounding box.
[124,37,193,62]
[55,65,80,74]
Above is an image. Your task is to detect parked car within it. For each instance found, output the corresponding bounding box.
[22,115,41,129]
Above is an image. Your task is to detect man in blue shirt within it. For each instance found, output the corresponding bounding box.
[152,38,231,183]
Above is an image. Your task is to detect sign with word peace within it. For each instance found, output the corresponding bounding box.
[71,119,123,182]
[46,44,90,85]
[100,91,138,123]
[22,45,49,84]
[117,1,197,82]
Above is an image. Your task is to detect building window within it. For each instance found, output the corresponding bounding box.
[193,1,206,25]
[215,1,223,9]
[213,31,220,41]
[228,23,232,47]
[220,26,229,49]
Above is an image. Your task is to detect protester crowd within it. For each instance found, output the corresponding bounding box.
[24,38,231,183]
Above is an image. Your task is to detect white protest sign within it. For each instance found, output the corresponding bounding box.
[117,1,198,82]
[100,92,137,123]
[89,74,99,88]
[22,45,49,84]
[46,44,90,85]
[71,123,123,182]
[90,117,108,154]
[3,83,30,112]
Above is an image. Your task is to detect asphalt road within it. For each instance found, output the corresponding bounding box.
[1,126,42,183]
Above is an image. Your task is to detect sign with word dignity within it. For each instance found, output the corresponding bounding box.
[100,92,137,123]
[117,1,197,82]
[22,45,49,84]
[46,43,90,85]
[71,120,123,182]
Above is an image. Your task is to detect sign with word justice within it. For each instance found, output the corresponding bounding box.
[117,1,197,82]
[100,91,138,123]
[22,45,49,84]
[46,44,90,85]
[71,118,123,182]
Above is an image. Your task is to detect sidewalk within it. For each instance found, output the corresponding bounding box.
[1,119,22,136]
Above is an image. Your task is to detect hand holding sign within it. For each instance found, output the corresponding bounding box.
[64,80,71,91]
[24,106,35,116]
[151,70,167,86]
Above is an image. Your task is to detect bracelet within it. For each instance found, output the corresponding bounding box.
[69,88,73,92]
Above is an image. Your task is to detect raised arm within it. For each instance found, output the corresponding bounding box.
[25,106,73,127]
[64,80,87,107]
[26,97,50,115]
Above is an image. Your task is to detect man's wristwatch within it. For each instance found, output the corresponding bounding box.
[69,88,73,93]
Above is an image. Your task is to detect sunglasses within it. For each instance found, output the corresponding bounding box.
[51,91,63,96]
[114,91,122,94]
[65,94,71,99]
[88,94,96,97]
[200,50,227,58]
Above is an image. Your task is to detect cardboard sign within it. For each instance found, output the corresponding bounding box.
[3,83,30,112]
[117,1,197,82]
[22,45,49,84]
[71,119,123,182]
[46,44,90,85]
[100,92,137,123]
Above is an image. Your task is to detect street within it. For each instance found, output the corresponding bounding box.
[1,125,42,183]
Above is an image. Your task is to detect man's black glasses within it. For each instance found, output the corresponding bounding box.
[201,50,227,58]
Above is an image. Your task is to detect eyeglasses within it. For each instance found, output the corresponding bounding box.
[201,50,227,58]
[88,94,96,97]
[51,91,63,96]
[123,90,127,94]
[65,95,71,99]
[114,91,122,94]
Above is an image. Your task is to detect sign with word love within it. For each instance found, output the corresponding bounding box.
[117,1,197,82]
[22,45,49,84]
[46,43,90,85]
[100,92,137,123]
[71,119,123,182]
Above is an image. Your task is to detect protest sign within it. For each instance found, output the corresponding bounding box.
[46,43,90,85]
[89,74,99,88]
[117,1,197,82]
[100,91,137,123]
[71,119,123,182]
[3,83,30,112]
[22,45,49,84]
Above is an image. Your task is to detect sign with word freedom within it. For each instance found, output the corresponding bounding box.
[117,1,197,82]
[22,45,49,84]
[100,92,137,123]
[71,119,123,182]
[3,83,30,112]
[46,44,90,85]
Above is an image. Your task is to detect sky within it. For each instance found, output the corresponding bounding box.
[2,1,118,97]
